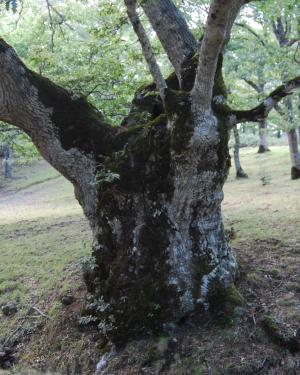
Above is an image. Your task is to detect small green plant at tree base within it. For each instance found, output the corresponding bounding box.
[94,169,120,189]
[78,315,98,326]
[76,256,97,273]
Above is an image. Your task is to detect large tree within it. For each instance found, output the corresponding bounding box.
[0,0,299,345]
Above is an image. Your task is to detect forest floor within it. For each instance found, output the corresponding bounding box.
[0,146,299,374]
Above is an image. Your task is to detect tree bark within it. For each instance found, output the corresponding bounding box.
[192,0,243,110]
[0,38,239,346]
[0,38,116,236]
[141,0,197,83]
[233,126,248,178]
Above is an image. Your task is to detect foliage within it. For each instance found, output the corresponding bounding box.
[0,0,299,159]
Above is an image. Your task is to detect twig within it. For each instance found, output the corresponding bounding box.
[249,309,257,338]
[45,0,55,52]
[30,305,48,319]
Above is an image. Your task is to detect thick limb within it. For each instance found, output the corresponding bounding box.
[0,38,116,234]
[141,0,197,82]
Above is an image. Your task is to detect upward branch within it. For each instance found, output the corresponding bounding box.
[192,0,243,111]
[141,0,197,83]
[125,0,167,102]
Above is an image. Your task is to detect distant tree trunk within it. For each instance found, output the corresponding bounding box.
[287,129,300,179]
[233,126,248,178]
[257,120,270,153]
[298,94,300,145]
[277,130,281,138]
[2,144,12,178]
[286,98,300,179]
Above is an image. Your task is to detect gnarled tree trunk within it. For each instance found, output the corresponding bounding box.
[0,36,239,346]
[1,0,299,347]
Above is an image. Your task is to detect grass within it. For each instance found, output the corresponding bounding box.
[0,146,299,374]
[0,161,91,353]
[224,146,300,243]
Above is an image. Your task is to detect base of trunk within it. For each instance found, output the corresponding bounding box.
[291,166,300,180]
[257,145,270,154]
[236,169,248,179]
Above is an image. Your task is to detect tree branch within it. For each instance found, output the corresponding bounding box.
[192,0,243,110]
[229,76,300,124]
[141,0,197,83]
[45,0,55,52]
[124,0,167,101]
[0,38,116,176]
[242,78,261,93]
[235,22,266,47]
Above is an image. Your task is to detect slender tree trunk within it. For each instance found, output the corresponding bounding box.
[287,129,300,179]
[257,120,270,153]
[233,126,248,178]
[2,144,12,178]
[286,98,300,179]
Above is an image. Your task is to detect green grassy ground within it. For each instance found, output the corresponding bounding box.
[0,147,299,374]
[0,161,91,356]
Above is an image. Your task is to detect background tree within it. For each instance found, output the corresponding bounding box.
[225,0,300,178]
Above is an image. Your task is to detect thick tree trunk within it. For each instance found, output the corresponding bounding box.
[2,41,242,346]
[0,39,239,346]
[233,126,248,178]
[84,86,240,345]
[257,120,270,153]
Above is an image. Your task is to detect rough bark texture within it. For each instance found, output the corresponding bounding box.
[0,38,240,346]
[1,0,300,346]
[233,126,248,178]
[83,58,239,345]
